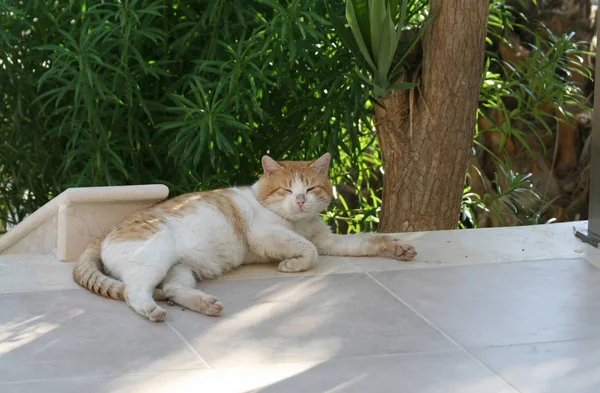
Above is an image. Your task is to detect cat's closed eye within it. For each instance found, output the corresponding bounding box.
[306,186,317,192]
[281,188,292,194]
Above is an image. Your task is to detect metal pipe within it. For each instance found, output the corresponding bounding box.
[575,7,600,247]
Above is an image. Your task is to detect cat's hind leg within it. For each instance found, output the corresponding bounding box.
[103,239,174,322]
[162,264,223,317]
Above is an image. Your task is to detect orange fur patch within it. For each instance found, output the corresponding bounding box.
[107,189,247,243]
[107,211,163,242]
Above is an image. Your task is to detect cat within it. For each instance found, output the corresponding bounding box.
[73,153,416,322]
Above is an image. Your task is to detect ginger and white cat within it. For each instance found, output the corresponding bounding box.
[73,153,416,322]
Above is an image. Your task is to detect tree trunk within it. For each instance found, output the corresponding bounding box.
[375,0,489,232]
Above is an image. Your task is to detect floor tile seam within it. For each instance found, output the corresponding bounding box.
[0,367,211,385]
[213,270,360,282]
[0,270,362,295]
[212,258,360,282]
[164,322,242,392]
[465,334,600,350]
[335,256,364,274]
[583,257,600,270]
[351,256,593,274]
[363,271,522,393]
[0,287,80,295]
[204,348,464,371]
[342,256,366,271]
[164,321,216,370]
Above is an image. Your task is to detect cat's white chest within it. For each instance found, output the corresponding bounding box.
[251,202,294,229]
[290,219,319,240]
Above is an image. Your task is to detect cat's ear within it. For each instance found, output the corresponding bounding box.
[262,155,282,177]
[310,153,331,173]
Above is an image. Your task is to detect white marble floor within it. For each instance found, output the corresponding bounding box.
[1,221,599,393]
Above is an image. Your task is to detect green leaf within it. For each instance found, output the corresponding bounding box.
[350,0,372,57]
[369,0,386,69]
[390,82,416,90]
[346,0,376,70]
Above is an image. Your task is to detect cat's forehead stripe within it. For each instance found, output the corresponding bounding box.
[293,172,304,183]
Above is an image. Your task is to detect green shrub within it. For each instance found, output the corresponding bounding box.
[0,0,374,229]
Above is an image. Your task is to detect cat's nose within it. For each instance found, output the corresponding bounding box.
[296,193,306,202]
[296,194,306,209]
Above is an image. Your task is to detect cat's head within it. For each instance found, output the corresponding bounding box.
[256,153,333,221]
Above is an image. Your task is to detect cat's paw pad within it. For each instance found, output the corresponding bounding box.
[394,242,417,261]
[377,237,417,261]
[148,305,167,322]
[199,297,223,317]
[277,258,312,273]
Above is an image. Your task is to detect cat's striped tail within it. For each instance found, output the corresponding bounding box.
[72,238,166,301]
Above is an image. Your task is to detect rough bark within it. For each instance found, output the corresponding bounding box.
[375,0,489,232]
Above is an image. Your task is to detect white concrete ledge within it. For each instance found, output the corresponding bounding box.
[0,185,169,261]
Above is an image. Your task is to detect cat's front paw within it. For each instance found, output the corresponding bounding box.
[375,236,417,261]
